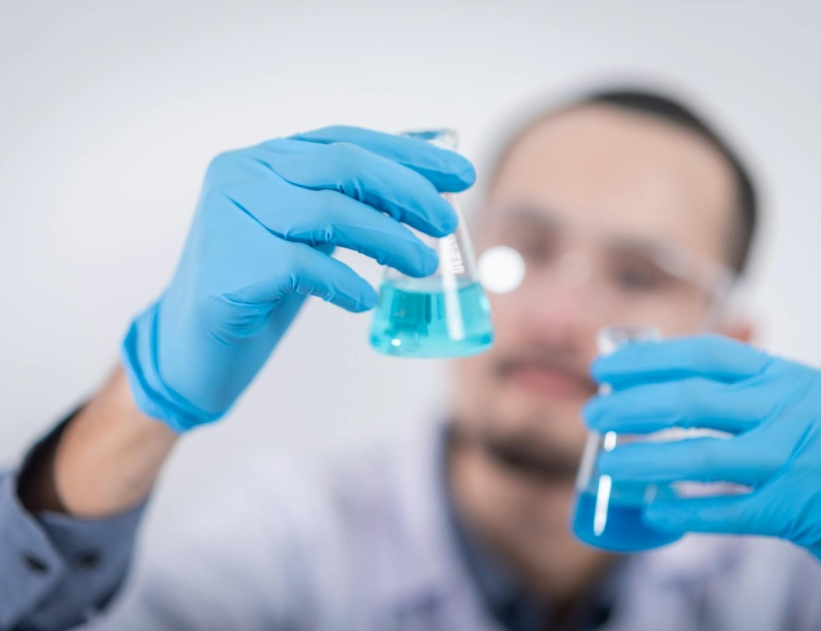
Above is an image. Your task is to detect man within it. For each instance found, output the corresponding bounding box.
[3,87,821,630]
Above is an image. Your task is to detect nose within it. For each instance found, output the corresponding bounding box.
[518,268,598,344]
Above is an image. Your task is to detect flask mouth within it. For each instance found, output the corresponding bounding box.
[596,324,660,356]
[401,128,459,150]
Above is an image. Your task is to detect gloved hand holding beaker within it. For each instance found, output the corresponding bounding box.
[122,126,475,432]
[584,334,821,560]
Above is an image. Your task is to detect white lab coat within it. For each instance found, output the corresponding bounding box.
[84,420,821,630]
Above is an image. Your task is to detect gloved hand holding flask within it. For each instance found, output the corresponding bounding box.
[121,126,475,432]
[584,334,821,560]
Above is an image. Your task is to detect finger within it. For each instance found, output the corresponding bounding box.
[242,142,459,237]
[223,179,439,277]
[642,493,778,538]
[232,241,378,313]
[290,125,476,192]
[583,377,766,435]
[591,334,771,389]
[596,435,777,488]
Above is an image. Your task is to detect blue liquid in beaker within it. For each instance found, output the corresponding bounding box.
[370,280,493,357]
[572,484,682,553]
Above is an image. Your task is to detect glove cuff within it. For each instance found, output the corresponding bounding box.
[120,302,222,433]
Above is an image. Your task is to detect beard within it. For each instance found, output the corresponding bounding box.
[453,336,599,483]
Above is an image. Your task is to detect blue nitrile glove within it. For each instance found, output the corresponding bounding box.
[122,126,475,432]
[584,334,821,560]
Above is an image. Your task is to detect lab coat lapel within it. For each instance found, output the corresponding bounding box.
[370,419,501,631]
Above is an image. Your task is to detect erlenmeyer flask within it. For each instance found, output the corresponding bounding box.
[571,325,683,552]
[369,129,494,358]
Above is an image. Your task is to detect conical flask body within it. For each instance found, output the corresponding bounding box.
[370,130,494,358]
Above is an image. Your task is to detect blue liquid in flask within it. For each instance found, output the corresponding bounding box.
[370,278,493,357]
[572,484,681,553]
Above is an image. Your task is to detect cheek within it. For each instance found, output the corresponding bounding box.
[630,301,714,338]
[486,293,528,342]
[454,351,495,403]
[453,313,527,422]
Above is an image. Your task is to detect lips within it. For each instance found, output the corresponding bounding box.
[508,366,579,396]
[500,362,597,399]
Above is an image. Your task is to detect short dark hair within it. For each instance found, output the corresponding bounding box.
[492,87,759,274]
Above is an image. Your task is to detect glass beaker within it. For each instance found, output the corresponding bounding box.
[369,129,494,358]
[571,324,683,552]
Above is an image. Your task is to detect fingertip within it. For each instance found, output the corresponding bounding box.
[581,397,604,429]
[425,198,459,238]
[596,445,650,480]
[439,211,459,236]
[417,247,440,276]
[595,450,617,474]
[338,284,378,313]
[441,160,476,193]
[454,159,476,189]
[590,347,633,383]
[359,286,379,311]
[422,152,476,193]
[590,356,610,382]
[390,242,439,278]
[349,300,376,313]
[396,250,439,278]
[642,502,681,531]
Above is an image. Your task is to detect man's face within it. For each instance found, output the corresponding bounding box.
[454,104,737,480]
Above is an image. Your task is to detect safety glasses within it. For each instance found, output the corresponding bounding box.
[476,205,736,328]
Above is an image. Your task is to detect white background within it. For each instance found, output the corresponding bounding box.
[1,0,820,542]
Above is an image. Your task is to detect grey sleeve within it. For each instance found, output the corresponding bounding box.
[0,428,146,631]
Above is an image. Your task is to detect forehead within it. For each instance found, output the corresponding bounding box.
[486,104,736,262]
